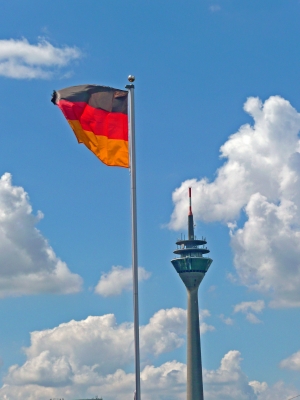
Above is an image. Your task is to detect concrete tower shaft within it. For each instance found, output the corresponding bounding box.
[171,188,213,400]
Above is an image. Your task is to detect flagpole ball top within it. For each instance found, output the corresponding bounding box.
[128,75,135,82]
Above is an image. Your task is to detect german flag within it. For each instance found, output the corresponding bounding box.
[52,85,129,168]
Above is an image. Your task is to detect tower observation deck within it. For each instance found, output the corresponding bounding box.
[171,188,213,400]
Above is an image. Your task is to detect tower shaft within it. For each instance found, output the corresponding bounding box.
[180,272,204,400]
[187,287,203,400]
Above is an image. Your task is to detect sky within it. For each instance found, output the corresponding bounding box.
[0,1,300,399]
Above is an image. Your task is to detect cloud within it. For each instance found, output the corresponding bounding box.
[1,362,186,400]
[208,285,217,292]
[234,300,265,314]
[234,300,265,323]
[280,350,300,371]
[95,265,151,297]
[230,195,300,308]
[0,308,213,399]
[0,38,81,79]
[6,308,193,383]
[209,5,221,12]
[1,329,296,400]
[205,351,256,399]
[248,380,296,400]
[141,308,186,356]
[199,309,215,333]
[4,306,212,380]
[141,307,216,356]
[204,351,296,400]
[245,313,262,324]
[169,96,300,307]
[0,173,82,296]
[219,314,234,325]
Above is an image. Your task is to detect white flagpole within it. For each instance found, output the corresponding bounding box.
[126,75,141,400]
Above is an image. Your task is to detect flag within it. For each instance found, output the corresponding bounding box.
[52,85,129,168]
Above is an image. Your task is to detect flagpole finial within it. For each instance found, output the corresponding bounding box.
[128,75,135,82]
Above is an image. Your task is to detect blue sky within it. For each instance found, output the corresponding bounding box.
[0,1,300,399]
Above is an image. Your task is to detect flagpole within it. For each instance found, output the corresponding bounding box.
[126,75,141,400]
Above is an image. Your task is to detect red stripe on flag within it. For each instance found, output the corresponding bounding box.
[58,100,86,120]
[58,100,128,141]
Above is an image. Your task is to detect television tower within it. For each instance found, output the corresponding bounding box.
[171,188,213,400]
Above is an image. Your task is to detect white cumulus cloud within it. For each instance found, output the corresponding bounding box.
[205,351,256,399]
[95,265,151,297]
[219,314,234,325]
[141,308,186,356]
[204,351,296,400]
[230,195,300,308]
[0,173,82,296]
[248,380,296,400]
[5,308,193,384]
[169,95,300,308]
[140,307,214,356]
[1,329,296,400]
[280,350,300,371]
[0,308,208,399]
[234,300,265,324]
[0,38,81,79]
[4,306,212,383]
[234,300,265,314]
[199,309,215,333]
